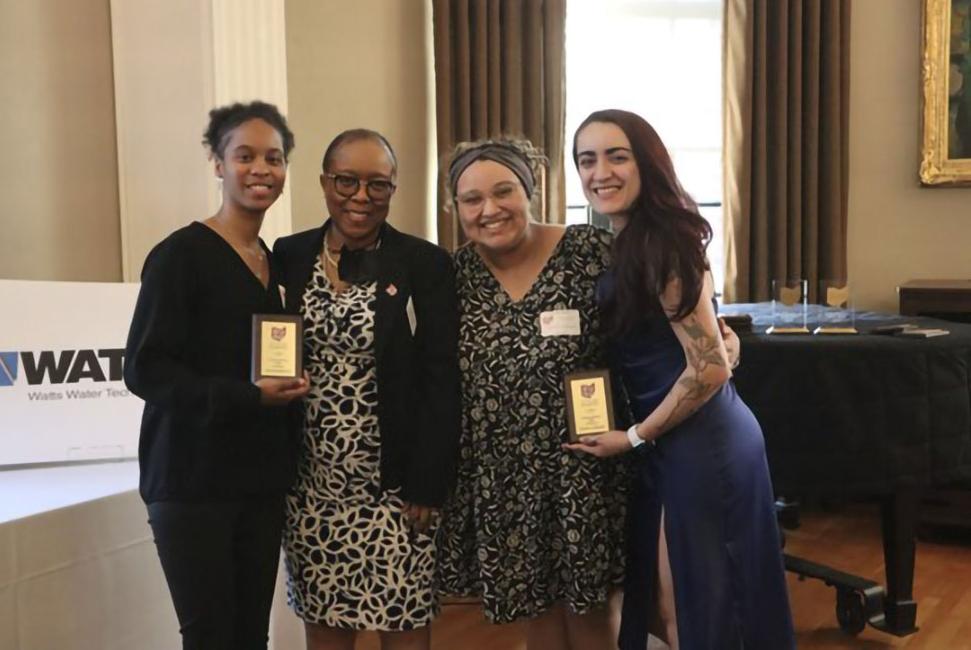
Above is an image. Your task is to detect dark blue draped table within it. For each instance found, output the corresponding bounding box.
[719,303,971,635]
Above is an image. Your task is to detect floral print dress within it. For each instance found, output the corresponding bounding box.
[437,225,628,623]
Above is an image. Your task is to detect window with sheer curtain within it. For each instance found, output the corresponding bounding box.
[564,0,724,291]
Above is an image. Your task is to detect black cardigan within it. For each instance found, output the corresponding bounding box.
[273,222,461,507]
[124,222,298,504]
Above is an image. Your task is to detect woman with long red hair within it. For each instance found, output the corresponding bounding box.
[567,109,794,650]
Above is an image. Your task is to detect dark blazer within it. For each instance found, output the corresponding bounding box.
[273,221,461,507]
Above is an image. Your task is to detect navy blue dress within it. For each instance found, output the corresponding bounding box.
[611,298,795,650]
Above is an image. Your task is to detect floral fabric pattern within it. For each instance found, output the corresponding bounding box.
[437,225,628,623]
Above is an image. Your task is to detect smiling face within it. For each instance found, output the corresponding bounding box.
[214,118,286,214]
[454,159,532,254]
[321,137,395,249]
[574,121,641,222]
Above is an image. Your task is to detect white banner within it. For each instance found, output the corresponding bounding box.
[0,280,142,466]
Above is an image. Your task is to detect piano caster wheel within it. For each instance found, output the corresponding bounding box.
[836,588,866,636]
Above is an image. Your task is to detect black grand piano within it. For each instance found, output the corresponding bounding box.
[720,303,971,636]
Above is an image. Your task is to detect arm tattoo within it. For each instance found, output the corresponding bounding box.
[657,314,726,431]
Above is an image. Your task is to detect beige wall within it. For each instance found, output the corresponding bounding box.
[10,0,967,302]
[0,0,122,282]
[848,0,971,312]
[285,0,436,239]
[0,0,436,285]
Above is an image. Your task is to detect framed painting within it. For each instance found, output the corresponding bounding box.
[920,0,971,186]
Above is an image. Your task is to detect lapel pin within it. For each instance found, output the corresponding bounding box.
[386,283,398,296]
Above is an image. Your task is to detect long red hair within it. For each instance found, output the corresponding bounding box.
[572,109,711,333]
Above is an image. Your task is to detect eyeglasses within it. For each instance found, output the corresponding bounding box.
[325,173,396,201]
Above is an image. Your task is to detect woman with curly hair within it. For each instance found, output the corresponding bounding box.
[436,137,628,650]
[124,101,309,650]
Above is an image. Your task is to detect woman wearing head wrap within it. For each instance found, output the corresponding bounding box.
[436,138,628,650]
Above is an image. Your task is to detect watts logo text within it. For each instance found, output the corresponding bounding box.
[0,349,125,387]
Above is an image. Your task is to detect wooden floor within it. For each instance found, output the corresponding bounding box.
[355,504,971,649]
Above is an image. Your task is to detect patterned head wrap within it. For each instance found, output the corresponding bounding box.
[447,142,536,200]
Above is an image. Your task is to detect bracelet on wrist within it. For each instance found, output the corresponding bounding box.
[627,424,657,449]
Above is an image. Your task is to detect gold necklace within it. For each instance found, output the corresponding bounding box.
[323,230,341,268]
[323,246,340,267]
[243,245,265,261]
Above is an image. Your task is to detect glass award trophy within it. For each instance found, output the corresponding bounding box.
[767,279,809,334]
[813,281,858,335]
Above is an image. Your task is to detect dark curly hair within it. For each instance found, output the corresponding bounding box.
[202,101,295,160]
[573,109,711,332]
[321,129,398,178]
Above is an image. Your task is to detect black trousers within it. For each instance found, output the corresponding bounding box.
[147,497,285,650]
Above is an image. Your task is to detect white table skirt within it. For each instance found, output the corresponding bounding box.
[0,462,302,650]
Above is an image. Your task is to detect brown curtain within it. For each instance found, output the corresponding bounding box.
[432,0,566,250]
[723,0,850,302]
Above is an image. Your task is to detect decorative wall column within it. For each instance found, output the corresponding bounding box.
[111,0,292,281]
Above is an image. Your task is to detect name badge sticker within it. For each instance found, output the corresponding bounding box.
[539,309,581,337]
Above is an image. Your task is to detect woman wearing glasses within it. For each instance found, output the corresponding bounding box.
[436,138,629,650]
[273,129,461,650]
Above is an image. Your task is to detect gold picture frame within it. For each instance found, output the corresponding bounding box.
[920,0,971,186]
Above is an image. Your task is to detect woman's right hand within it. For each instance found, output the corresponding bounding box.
[563,429,634,457]
[255,371,310,406]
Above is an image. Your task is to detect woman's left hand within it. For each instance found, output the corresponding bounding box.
[719,317,741,369]
[403,502,437,532]
[563,430,632,457]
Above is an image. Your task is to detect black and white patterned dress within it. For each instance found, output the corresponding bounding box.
[437,225,628,623]
[283,257,438,631]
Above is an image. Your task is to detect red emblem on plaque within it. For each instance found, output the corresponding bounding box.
[271,326,287,341]
[580,382,596,399]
